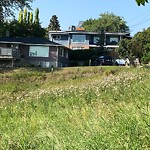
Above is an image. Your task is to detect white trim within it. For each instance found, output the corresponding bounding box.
[23,43,62,46]
[104,45,119,48]
[0,41,22,44]
[0,42,63,47]
[89,45,100,47]
[105,32,129,35]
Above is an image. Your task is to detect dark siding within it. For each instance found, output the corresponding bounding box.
[58,47,69,67]
[49,46,57,62]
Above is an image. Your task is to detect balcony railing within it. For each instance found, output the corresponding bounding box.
[0,48,20,59]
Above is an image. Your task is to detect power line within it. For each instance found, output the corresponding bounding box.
[130,16,150,28]
[127,9,150,23]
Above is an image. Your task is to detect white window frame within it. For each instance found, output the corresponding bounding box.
[29,46,49,57]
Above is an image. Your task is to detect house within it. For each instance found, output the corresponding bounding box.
[49,26,131,50]
[0,37,69,68]
[49,26,131,60]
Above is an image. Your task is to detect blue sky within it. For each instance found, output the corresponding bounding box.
[18,0,150,36]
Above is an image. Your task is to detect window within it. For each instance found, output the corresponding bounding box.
[52,35,61,40]
[72,35,86,43]
[60,48,64,57]
[110,37,118,45]
[0,48,12,56]
[94,36,99,44]
[65,51,68,58]
[29,46,49,57]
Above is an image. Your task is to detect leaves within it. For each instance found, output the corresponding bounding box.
[117,27,150,62]
[136,0,149,6]
[48,15,61,31]
[0,0,33,17]
[1,8,46,38]
[82,12,129,32]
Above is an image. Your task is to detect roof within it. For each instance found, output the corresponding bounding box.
[49,30,99,35]
[49,30,130,36]
[105,32,130,36]
[0,37,62,46]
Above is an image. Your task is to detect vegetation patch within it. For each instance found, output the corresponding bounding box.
[0,67,150,149]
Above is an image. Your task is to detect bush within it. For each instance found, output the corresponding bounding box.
[141,52,150,64]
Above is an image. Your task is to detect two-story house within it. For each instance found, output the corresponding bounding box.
[49,27,131,60]
[49,26,130,50]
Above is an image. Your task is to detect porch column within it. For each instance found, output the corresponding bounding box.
[11,59,14,68]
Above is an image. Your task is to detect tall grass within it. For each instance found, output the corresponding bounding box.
[0,67,150,149]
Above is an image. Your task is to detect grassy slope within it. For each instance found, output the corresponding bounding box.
[0,66,150,149]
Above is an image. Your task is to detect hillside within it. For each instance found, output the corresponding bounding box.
[0,66,150,149]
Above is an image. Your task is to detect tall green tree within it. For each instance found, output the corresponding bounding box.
[48,15,61,31]
[18,10,23,24]
[24,8,27,23]
[34,8,39,24]
[3,8,46,38]
[82,12,129,33]
[29,12,33,24]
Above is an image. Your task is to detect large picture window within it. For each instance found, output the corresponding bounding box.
[72,35,86,43]
[29,46,49,57]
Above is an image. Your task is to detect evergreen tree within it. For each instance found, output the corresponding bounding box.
[29,12,33,24]
[34,8,39,24]
[24,8,27,23]
[18,10,23,24]
[27,12,30,24]
[48,15,61,31]
[3,8,46,38]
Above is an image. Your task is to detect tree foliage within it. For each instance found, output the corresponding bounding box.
[48,15,61,31]
[0,0,33,18]
[24,8,27,23]
[136,0,149,5]
[1,8,46,38]
[34,8,39,24]
[0,6,4,22]
[82,12,129,32]
[117,28,150,63]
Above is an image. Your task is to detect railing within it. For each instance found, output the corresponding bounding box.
[0,47,20,59]
[0,48,12,56]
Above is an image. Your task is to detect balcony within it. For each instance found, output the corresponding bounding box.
[0,47,20,60]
